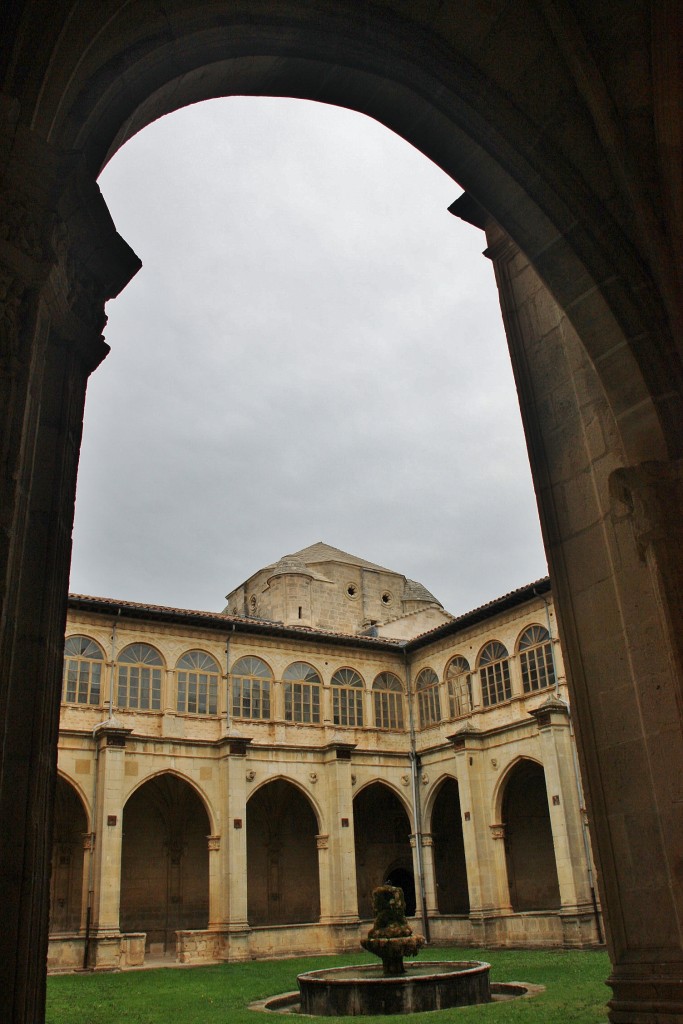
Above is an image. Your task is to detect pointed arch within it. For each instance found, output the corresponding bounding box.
[352,780,414,918]
[429,776,469,915]
[120,772,211,951]
[246,778,321,926]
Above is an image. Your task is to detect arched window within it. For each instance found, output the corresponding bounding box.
[416,667,441,727]
[62,636,104,706]
[445,656,472,718]
[518,625,555,693]
[175,650,220,715]
[372,672,404,730]
[283,662,321,724]
[231,656,273,720]
[116,643,163,710]
[478,641,511,707]
[331,667,364,727]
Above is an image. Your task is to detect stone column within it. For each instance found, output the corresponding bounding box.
[451,195,683,1022]
[0,109,140,1024]
[419,834,438,916]
[88,720,132,967]
[206,835,223,929]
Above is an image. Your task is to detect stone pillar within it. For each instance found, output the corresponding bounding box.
[0,108,140,1024]
[419,834,438,916]
[451,196,683,1022]
[207,835,223,929]
[80,833,94,934]
[319,744,358,926]
[88,720,132,967]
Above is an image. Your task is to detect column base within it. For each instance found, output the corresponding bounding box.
[608,963,683,1023]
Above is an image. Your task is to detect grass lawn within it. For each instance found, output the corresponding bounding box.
[46,946,610,1024]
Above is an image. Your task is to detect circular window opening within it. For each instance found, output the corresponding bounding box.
[346,584,358,599]
[381,592,393,605]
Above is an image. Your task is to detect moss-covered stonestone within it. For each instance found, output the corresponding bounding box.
[360,886,424,976]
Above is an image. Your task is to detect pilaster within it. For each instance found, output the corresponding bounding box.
[319,744,358,923]
[529,695,592,910]
[88,719,132,963]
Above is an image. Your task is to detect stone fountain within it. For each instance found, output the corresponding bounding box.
[296,885,491,1015]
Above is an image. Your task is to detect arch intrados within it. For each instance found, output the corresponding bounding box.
[352,778,412,820]
[246,775,323,832]
[493,755,545,822]
[122,768,215,832]
[44,13,672,456]
[55,770,91,831]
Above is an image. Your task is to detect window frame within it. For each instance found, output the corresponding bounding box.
[283,661,322,724]
[331,667,364,727]
[445,655,472,718]
[175,649,220,715]
[372,672,405,730]
[230,655,273,720]
[62,635,105,706]
[478,641,511,707]
[518,624,556,694]
[116,642,164,711]
[415,666,441,728]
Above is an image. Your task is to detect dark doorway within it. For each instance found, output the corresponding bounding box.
[49,778,88,934]
[246,779,320,926]
[353,782,414,918]
[120,774,210,952]
[431,778,469,914]
[502,760,560,911]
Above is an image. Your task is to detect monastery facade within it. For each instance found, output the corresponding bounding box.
[50,544,602,971]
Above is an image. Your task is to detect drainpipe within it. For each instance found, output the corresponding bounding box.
[405,650,430,942]
[534,588,603,943]
[83,612,120,968]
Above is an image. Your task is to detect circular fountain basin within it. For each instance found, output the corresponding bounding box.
[297,960,491,1016]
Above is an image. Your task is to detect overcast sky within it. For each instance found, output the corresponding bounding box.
[69,97,547,617]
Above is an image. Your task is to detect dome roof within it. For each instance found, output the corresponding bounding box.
[266,554,314,582]
[402,579,442,606]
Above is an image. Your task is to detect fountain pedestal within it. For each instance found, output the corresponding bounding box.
[297,885,491,1015]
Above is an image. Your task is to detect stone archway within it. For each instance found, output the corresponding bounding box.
[501,760,560,913]
[246,779,320,926]
[120,774,210,954]
[49,777,88,935]
[430,779,469,916]
[353,783,414,919]
[1,6,682,1023]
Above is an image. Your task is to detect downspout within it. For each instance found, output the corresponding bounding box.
[534,588,604,943]
[405,650,430,942]
[84,611,120,968]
